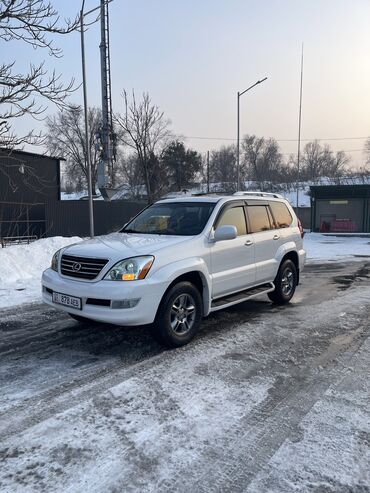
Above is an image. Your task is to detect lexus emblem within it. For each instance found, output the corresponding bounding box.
[72,262,82,272]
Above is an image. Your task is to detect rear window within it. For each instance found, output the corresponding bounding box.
[247,206,272,233]
[269,201,293,228]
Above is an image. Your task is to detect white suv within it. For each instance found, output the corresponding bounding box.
[42,193,305,347]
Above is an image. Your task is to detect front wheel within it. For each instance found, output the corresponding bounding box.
[153,281,203,348]
[268,259,297,304]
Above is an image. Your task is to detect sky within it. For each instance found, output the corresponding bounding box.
[8,0,370,168]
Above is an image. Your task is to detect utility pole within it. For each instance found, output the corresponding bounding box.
[296,43,304,209]
[80,0,94,238]
[236,77,267,191]
[207,150,210,193]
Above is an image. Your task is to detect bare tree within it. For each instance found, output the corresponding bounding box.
[115,91,171,202]
[241,135,284,188]
[46,106,107,193]
[208,145,237,191]
[300,140,350,181]
[0,0,79,149]
[114,154,143,199]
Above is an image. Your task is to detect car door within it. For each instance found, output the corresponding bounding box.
[268,200,295,248]
[210,202,256,298]
[246,203,279,283]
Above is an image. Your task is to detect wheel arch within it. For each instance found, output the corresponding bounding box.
[155,270,210,320]
[280,250,299,285]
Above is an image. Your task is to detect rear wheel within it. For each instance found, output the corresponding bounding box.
[268,259,297,304]
[153,281,203,348]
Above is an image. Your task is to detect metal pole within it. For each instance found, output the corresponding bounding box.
[296,44,304,209]
[236,92,240,190]
[99,0,111,189]
[236,77,267,192]
[207,150,210,193]
[80,2,95,238]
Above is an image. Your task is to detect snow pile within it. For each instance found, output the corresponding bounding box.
[0,236,81,309]
[60,192,103,201]
[304,233,370,263]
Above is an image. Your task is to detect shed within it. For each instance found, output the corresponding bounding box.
[310,185,370,233]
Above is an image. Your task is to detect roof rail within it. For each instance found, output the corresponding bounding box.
[233,191,284,199]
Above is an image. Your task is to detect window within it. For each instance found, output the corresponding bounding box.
[122,202,215,236]
[269,202,293,228]
[247,206,272,233]
[216,206,247,236]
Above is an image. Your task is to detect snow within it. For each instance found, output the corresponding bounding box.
[304,233,370,263]
[61,192,103,201]
[0,236,81,309]
[1,277,369,491]
[281,186,311,207]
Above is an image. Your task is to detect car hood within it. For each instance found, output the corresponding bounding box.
[62,232,193,261]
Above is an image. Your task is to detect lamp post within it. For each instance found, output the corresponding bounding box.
[80,0,95,238]
[236,77,267,190]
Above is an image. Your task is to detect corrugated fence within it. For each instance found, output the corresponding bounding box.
[45,200,146,237]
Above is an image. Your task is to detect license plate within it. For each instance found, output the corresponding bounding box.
[52,291,82,310]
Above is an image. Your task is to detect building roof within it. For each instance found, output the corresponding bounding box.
[310,184,370,199]
[0,148,65,161]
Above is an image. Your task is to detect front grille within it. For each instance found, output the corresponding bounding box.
[61,254,109,280]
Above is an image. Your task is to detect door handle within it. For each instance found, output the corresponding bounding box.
[245,240,253,246]
[273,235,280,240]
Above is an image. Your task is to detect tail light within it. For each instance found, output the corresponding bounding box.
[298,218,304,238]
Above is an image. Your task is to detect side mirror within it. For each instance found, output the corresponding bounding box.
[214,225,237,242]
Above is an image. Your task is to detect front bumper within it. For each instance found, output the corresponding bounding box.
[42,268,169,326]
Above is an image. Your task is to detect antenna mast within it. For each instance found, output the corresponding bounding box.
[98,0,116,200]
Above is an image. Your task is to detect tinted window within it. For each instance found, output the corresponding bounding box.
[216,206,247,236]
[247,206,272,233]
[122,202,215,236]
[269,202,293,228]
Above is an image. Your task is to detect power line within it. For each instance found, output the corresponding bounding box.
[179,135,369,143]
[281,148,364,156]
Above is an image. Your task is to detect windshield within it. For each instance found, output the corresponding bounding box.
[122,202,215,236]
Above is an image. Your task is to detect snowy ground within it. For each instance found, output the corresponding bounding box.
[0,233,369,310]
[0,236,81,309]
[304,233,370,263]
[0,261,369,491]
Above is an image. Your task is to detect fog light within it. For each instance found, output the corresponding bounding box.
[111,298,140,309]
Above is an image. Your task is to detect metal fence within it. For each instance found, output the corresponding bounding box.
[0,200,146,240]
[0,201,47,238]
[293,207,311,230]
[44,200,146,237]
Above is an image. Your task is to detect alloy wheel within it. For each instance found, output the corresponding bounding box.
[170,293,196,335]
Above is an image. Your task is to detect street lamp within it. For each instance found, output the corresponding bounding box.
[80,0,96,238]
[236,77,267,190]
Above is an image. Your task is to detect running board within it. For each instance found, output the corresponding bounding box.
[210,282,275,312]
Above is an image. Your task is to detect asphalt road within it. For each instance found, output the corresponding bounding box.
[0,261,369,492]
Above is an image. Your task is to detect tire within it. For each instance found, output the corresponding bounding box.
[268,259,297,305]
[153,281,203,348]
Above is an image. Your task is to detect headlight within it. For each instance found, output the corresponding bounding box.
[104,256,154,281]
[51,249,62,271]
